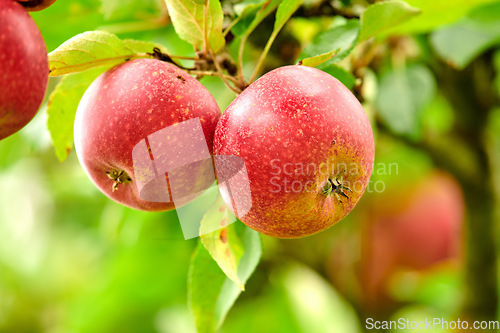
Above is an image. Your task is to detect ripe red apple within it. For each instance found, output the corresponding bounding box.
[74,59,221,211]
[0,0,48,140]
[214,65,375,238]
[328,171,464,315]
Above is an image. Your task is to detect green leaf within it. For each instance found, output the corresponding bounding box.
[231,0,281,37]
[100,0,163,20]
[163,0,225,53]
[317,64,356,90]
[298,49,340,67]
[375,64,436,138]
[274,0,303,32]
[48,31,164,76]
[189,224,261,333]
[298,19,360,65]
[200,196,245,290]
[382,0,499,35]
[121,39,166,54]
[47,67,107,161]
[248,0,303,80]
[430,2,500,69]
[281,264,363,333]
[359,1,421,41]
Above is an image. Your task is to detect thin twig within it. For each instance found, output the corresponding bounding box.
[203,0,209,55]
[186,69,240,86]
[248,29,279,83]
[169,54,199,60]
[209,49,242,94]
[237,35,248,86]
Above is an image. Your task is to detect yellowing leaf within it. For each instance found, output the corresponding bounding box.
[298,49,340,67]
[189,222,261,332]
[164,0,225,53]
[48,31,166,76]
[47,67,108,161]
[200,195,245,290]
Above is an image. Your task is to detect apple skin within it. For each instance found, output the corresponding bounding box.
[214,65,374,238]
[74,59,221,211]
[0,0,48,140]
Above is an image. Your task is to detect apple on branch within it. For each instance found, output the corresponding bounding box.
[74,59,221,212]
[214,65,375,238]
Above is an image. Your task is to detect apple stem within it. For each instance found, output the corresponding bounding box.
[106,170,132,192]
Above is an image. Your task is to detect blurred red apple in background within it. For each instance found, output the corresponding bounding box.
[328,170,464,316]
[0,0,48,140]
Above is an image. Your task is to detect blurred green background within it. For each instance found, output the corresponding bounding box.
[1,0,500,332]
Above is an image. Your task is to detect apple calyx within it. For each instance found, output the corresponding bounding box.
[321,177,353,203]
[106,170,132,192]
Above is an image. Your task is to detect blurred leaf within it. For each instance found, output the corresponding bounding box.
[233,0,266,16]
[376,64,436,138]
[382,0,499,36]
[281,263,363,333]
[368,136,433,198]
[163,0,225,53]
[297,49,340,67]
[100,0,164,20]
[200,196,245,290]
[298,19,360,65]
[287,17,326,46]
[430,2,500,69]
[189,224,261,333]
[317,64,356,90]
[31,0,105,52]
[389,306,445,333]
[48,31,165,76]
[390,267,462,312]
[359,1,421,41]
[220,286,303,332]
[47,67,107,161]
[422,94,455,135]
[231,0,281,37]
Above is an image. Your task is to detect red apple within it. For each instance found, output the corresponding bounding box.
[214,65,375,238]
[328,171,464,314]
[0,0,48,140]
[74,59,221,211]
